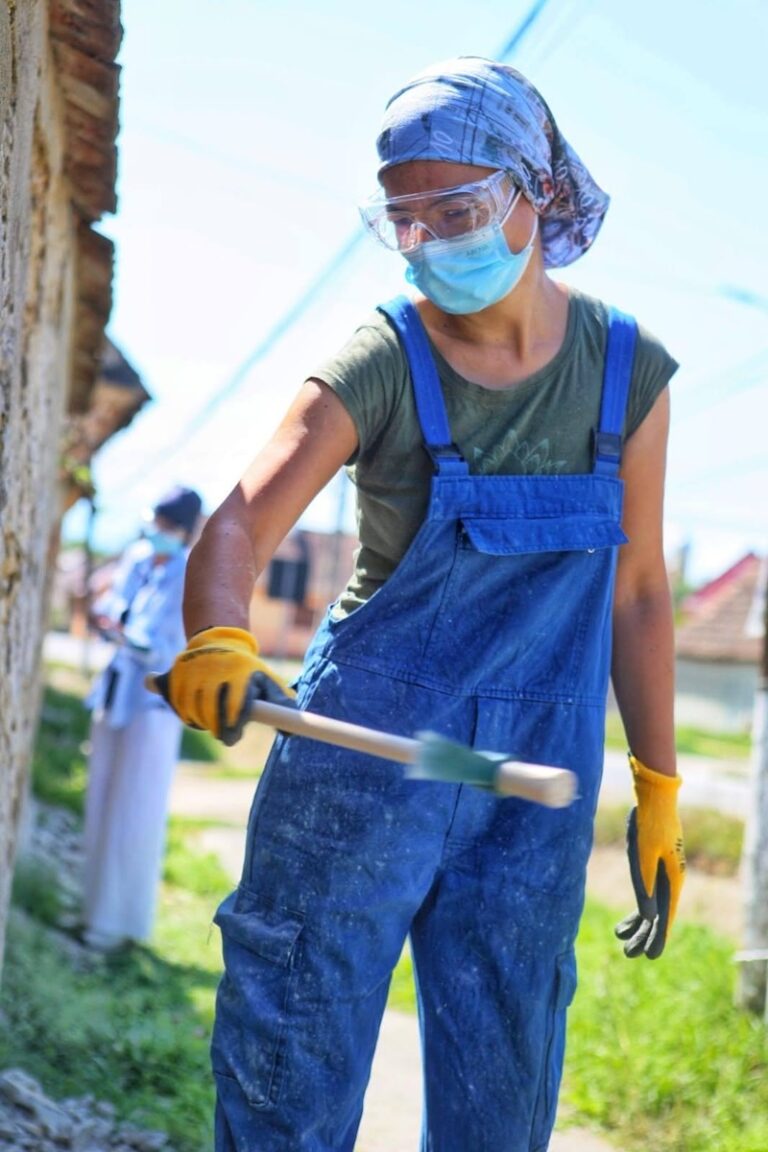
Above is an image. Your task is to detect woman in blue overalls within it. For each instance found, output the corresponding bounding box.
[161,58,685,1151]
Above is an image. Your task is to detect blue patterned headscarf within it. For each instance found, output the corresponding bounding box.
[376,56,609,269]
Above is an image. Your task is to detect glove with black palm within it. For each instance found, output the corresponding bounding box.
[615,754,686,960]
[154,626,296,746]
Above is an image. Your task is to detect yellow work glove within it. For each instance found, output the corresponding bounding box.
[614,754,686,960]
[155,626,296,746]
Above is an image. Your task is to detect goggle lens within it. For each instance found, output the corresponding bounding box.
[360,171,518,252]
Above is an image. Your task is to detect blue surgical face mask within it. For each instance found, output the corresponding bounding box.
[404,210,538,315]
[144,527,185,557]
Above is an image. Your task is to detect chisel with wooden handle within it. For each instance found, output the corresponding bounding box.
[145,674,577,809]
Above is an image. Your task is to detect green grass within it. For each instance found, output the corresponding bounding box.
[31,683,91,815]
[2,825,232,1152]
[564,903,768,1152]
[386,907,768,1152]
[2,671,234,1150]
[179,725,221,762]
[1,904,223,1152]
[594,804,744,876]
[605,712,752,760]
[10,856,68,926]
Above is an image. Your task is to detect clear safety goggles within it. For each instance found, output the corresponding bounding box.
[359,169,520,253]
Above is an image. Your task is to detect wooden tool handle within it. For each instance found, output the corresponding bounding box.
[494,760,577,809]
[144,674,575,808]
[244,700,421,765]
[144,674,420,764]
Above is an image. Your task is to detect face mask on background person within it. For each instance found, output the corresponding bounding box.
[404,212,538,315]
[143,525,186,557]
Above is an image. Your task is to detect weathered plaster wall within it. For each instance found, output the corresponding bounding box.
[0,0,78,975]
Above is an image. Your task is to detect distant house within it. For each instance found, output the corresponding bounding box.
[249,529,359,660]
[675,552,765,732]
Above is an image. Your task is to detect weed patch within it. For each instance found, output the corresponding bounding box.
[1,897,225,1152]
[594,805,744,876]
[566,902,768,1152]
[605,714,751,760]
[31,686,90,816]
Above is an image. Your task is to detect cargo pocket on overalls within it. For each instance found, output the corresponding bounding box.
[212,887,304,1110]
[531,949,578,1151]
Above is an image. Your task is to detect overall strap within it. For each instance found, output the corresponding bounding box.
[378,295,469,475]
[593,307,638,477]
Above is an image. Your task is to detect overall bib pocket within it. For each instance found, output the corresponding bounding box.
[421,514,625,697]
[460,512,627,556]
[212,888,304,1110]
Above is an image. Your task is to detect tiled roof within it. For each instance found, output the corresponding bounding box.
[676,552,765,664]
[49,0,122,412]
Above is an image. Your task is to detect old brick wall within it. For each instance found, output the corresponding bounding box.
[0,0,78,976]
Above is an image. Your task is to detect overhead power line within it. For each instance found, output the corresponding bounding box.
[109,230,366,492]
[676,346,768,417]
[167,231,366,448]
[495,0,554,59]
[96,0,562,500]
[674,452,768,493]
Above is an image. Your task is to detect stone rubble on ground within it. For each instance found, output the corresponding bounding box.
[0,1068,169,1152]
[1,806,175,1152]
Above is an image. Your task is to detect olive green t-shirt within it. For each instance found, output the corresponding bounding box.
[312,288,678,616]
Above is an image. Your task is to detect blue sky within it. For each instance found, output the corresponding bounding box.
[64,0,768,585]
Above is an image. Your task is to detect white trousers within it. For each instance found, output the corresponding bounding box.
[83,706,182,943]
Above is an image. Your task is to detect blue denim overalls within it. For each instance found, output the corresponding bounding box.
[212,297,637,1152]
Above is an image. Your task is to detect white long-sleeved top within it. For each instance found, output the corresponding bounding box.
[86,539,188,728]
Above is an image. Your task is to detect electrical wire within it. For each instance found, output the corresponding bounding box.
[495,0,553,59]
[673,452,768,492]
[92,0,565,505]
[675,347,768,414]
[126,118,348,202]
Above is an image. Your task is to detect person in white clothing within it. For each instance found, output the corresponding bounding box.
[82,485,203,951]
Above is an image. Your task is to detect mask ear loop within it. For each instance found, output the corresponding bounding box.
[497,179,522,228]
[520,212,539,248]
[498,177,539,257]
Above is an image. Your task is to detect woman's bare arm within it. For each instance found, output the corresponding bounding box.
[611,387,677,776]
[183,379,358,637]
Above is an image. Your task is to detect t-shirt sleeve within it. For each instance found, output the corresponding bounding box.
[308,312,410,462]
[624,322,679,439]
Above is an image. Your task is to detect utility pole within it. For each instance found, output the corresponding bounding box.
[737,558,768,1017]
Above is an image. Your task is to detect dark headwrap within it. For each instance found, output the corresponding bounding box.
[376,56,609,268]
[153,486,202,534]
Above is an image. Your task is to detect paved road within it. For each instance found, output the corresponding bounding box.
[601,747,749,818]
[44,630,114,671]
